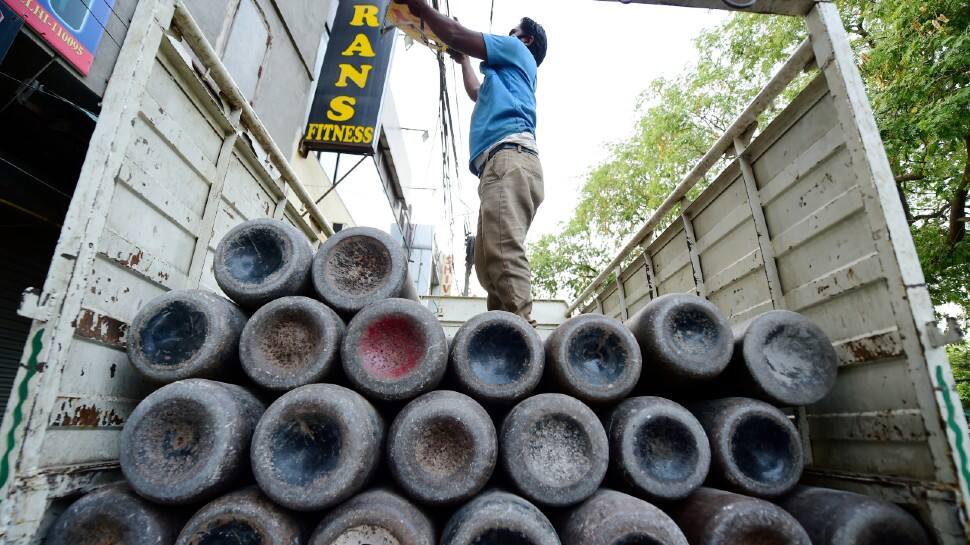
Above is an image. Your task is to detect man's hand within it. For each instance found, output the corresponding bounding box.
[448,49,466,64]
[393,0,487,61]
[393,0,429,17]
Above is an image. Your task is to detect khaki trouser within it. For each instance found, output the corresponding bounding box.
[475,147,544,322]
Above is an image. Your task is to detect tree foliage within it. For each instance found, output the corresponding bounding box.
[948,342,970,411]
[529,0,970,318]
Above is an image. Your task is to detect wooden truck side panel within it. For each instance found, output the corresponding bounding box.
[579,5,970,542]
[0,1,328,540]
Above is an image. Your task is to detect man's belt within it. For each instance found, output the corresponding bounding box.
[486,143,538,164]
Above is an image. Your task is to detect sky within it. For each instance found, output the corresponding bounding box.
[334,1,728,296]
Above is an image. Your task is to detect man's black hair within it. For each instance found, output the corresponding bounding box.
[520,17,547,66]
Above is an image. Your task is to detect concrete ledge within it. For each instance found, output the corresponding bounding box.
[421,296,568,340]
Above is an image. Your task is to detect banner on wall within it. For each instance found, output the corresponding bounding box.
[2,0,118,76]
[304,0,396,155]
[0,2,24,64]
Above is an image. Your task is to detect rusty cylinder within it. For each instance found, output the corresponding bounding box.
[667,487,811,545]
[176,486,303,545]
[560,489,688,545]
[250,383,383,511]
[450,311,545,405]
[311,227,418,316]
[441,490,561,545]
[688,397,803,498]
[726,310,839,406]
[545,314,642,404]
[624,293,733,386]
[46,485,182,545]
[388,390,497,505]
[240,295,345,391]
[606,396,710,501]
[214,218,314,310]
[340,298,448,402]
[309,489,434,545]
[500,393,609,507]
[777,486,931,545]
[120,379,264,505]
[127,289,247,383]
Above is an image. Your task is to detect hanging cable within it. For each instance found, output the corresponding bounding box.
[0,70,99,120]
[439,1,470,212]
[79,0,130,30]
[69,0,125,50]
[421,109,443,185]
[429,0,459,259]
[0,155,73,199]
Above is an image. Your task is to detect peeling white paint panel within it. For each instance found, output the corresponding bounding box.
[0,1,334,541]
[574,14,970,541]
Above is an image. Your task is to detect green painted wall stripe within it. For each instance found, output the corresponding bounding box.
[936,364,970,490]
[0,329,44,495]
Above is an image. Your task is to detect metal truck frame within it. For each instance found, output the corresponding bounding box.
[577,1,970,542]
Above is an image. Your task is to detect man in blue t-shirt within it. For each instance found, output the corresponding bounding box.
[394,0,547,324]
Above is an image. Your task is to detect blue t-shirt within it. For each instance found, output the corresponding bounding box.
[468,34,538,176]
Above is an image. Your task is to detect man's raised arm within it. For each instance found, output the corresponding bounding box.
[394,0,487,60]
[450,51,481,102]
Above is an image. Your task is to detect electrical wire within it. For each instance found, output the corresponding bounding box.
[0,69,99,120]
[438,0,469,204]
[10,0,127,53]
[421,109,443,186]
[428,0,461,260]
[437,64,457,258]
[0,198,63,227]
[86,0,130,31]
[0,155,73,199]
[70,0,125,50]
[414,0,476,275]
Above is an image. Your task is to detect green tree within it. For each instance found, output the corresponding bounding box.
[530,1,970,318]
[948,342,970,411]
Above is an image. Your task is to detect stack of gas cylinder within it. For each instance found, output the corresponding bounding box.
[46,219,931,545]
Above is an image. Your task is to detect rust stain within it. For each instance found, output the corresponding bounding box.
[836,331,904,364]
[52,403,125,428]
[74,309,129,349]
[125,250,144,268]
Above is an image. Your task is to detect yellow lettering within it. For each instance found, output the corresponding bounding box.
[308,123,373,145]
[336,64,373,89]
[350,5,380,27]
[341,34,376,57]
[327,97,356,122]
